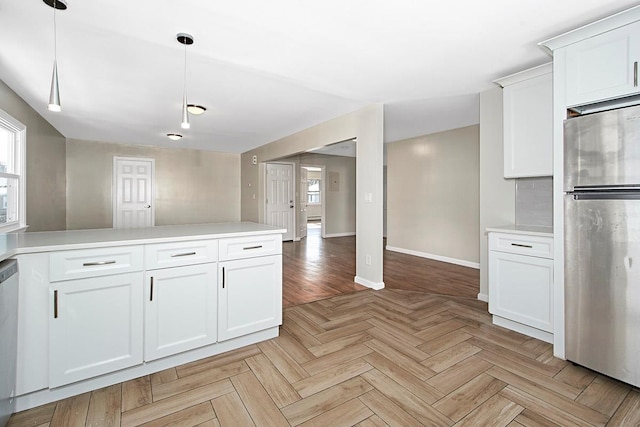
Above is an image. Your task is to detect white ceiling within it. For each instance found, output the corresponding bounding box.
[0,1,638,153]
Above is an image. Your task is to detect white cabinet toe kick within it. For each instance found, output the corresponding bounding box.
[14,226,283,411]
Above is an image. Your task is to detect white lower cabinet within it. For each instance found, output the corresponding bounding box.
[144,263,217,361]
[219,255,282,341]
[488,232,554,342]
[15,229,283,410]
[49,272,144,388]
[489,251,553,331]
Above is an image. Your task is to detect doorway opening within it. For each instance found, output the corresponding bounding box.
[272,140,359,306]
[301,165,324,239]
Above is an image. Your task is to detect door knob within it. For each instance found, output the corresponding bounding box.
[144,205,151,208]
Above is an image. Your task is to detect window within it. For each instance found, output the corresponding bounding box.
[0,109,26,232]
[307,179,320,204]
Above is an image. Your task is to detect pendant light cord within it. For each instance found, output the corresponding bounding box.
[183,40,187,99]
[53,0,58,60]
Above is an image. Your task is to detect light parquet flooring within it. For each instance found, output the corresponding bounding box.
[9,288,640,427]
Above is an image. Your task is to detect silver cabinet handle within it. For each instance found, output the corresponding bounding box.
[222,267,225,289]
[171,252,197,257]
[83,260,116,267]
[150,277,154,302]
[635,61,638,87]
[511,243,533,249]
[243,245,263,250]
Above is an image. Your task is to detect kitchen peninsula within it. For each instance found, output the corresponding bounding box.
[7,222,285,411]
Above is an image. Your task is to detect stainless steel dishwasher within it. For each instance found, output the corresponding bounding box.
[0,259,18,427]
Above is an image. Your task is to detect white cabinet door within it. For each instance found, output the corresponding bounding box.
[49,272,144,387]
[144,263,217,361]
[503,70,553,178]
[219,255,282,341]
[565,21,640,107]
[489,251,553,332]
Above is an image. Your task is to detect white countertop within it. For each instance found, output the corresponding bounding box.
[485,224,553,238]
[0,222,286,261]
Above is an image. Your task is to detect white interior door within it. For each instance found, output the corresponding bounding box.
[266,163,294,241]
[300,167,308,239]
[113,157,154,228]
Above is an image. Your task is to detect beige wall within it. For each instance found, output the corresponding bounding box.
[306,204,321,219]
[241,104,385,288]
[479,88,516,300]
[0,79,66,231]
[66,139,240,229]
[387,125,480,265]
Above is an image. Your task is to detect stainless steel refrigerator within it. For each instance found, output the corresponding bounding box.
[564,104,640,388]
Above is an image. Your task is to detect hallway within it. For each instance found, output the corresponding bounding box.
[282,223,480,308]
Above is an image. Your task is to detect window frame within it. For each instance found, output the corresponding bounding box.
[307,178,321,205]
[0,108,27,233]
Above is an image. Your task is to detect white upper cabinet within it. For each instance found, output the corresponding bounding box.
[495,63,553,178]
[565,21,640,108]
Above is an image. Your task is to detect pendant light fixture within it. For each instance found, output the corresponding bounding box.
[177,33,194,129]
[44,0,66,112]
[187,104,206,115]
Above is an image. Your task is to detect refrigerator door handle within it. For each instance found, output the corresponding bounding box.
[570,192,640,201]
[572,185,640,192]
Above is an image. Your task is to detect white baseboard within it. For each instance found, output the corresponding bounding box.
[477,293,489,302]
[324,232,356,238]
[354,276,385,290]
[385,245,480,269]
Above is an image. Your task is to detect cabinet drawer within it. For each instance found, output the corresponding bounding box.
[219,234,282,261]
[50,246,144,282]
[489,233,553,259]
[145,240,218,270]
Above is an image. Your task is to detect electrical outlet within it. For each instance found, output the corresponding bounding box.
[366,254,371,265]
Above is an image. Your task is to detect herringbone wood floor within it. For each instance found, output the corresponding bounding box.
[9,233,640,426]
